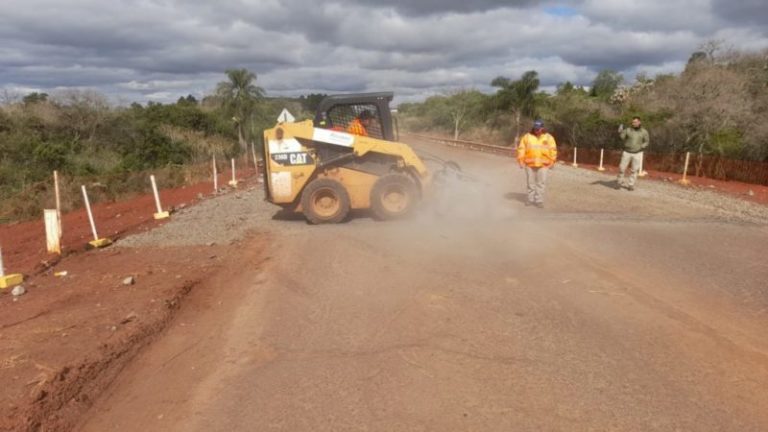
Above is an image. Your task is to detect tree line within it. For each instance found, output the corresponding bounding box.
[0,69,327,221]
[3,45,766,219]
[398,45,768,164]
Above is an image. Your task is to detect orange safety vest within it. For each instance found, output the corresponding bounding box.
[347,118,368,137]
[517,132,557,168]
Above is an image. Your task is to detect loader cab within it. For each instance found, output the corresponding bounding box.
[313,92,397,141]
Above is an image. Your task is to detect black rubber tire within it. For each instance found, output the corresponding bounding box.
[370,173,418,220]
[300,178,351,224]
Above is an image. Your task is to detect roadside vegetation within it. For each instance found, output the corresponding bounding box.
[3,44,767,221]
[399,45,768,164]
[0,69,317,222]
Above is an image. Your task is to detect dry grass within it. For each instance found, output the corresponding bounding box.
[0,162,215,223]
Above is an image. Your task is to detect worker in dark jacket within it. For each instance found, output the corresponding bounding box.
[617,116,649,191]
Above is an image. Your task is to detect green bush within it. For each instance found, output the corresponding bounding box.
[710,128,743,158]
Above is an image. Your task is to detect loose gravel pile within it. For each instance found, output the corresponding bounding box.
[118,186,286,247]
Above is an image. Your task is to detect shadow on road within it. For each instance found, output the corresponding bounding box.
[504,192,528,204]
[271,209,306,222]
[590,180,621,190]
[271,209,374,224]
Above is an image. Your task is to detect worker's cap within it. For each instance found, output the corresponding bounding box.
[359,110,373,120]
[533,119,544,128]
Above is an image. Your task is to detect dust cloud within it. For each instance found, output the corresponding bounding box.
[417,154,520,223]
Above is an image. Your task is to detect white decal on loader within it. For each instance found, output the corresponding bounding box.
[269,138,303,154]
[312,128,355,147]
[271,171,292,198]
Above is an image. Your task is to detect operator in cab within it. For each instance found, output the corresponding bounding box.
[347,110,373,137]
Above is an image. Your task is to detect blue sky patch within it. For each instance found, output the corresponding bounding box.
[544,5,579,17]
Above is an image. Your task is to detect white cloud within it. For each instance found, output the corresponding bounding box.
[0,0,766,104]
[581,0,717,33]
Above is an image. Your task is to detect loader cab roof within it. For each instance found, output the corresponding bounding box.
[315,92,394,111]
[314,92,396,141]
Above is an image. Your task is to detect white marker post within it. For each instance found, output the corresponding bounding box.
[44,209,61,254]
[53,170,62,238]
[679,152,691,185]
[213,155,219,193]
[0,246,24,289]
[572,147,579,168]
[597,148,606,171]
[638,153,648,177]
[252,142,262,183]
[81,185,112,248]
[150,175,170,220]
[228,158,238,187]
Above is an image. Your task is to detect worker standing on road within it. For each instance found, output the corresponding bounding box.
[517,119,557,208]
[347,110,372,137]
[616,116,650,191]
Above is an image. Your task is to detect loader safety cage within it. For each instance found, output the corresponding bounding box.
[313,92,396,141]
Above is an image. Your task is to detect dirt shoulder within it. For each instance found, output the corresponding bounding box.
[1,244,232,431]
[0,175,271,432]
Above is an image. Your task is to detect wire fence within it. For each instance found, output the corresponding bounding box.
[409,133,768,187]
[559,147,768,186]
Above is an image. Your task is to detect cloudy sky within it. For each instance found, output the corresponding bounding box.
[1,0,766,105]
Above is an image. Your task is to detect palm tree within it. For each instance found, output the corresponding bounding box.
[216,68,265,152]
[491,70,540,141]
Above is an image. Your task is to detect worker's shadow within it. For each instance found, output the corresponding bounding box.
[503,192,528,204]
[590,180,620,190]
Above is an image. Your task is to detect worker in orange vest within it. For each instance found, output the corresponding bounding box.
[517,119,557,208]
[347,110,372,136]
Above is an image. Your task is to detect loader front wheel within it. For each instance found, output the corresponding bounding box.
[301,178,350,224]
[370,173,418,220]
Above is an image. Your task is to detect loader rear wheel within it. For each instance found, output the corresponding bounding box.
[370,173,418,220]
[301,178,350,224]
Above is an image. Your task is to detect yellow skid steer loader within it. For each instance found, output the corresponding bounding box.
[262,92,459,224]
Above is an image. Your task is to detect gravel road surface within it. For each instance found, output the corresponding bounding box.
[79,137,768,432]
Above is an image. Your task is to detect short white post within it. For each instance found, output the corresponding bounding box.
[53,170,62,237]
[252,142,263,183]
[213,155,218,193]
[0,246,21,289]
[638,152,648,177]
[572,147,579,168]
[44,209,61,254]
[150,175,169,219]
[597,148,606,171]
[81,185,112,248]
[679,152,691,185]
[228,158,238,187]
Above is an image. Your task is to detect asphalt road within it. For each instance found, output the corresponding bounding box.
[79,137,768,431]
